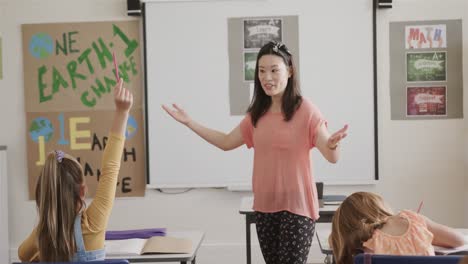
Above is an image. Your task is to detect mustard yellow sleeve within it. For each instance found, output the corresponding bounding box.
[18,228,40,262]
[85,133,125,231]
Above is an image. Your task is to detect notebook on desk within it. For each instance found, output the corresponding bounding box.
[105,236,192,256]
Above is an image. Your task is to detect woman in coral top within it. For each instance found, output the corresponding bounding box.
[329,192,465,264]
[163,41,348,264]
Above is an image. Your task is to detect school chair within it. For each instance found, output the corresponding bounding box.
[13,259,129,264]
[354,253,462,264]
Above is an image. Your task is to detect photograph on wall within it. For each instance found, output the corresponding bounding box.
[407,86,446,116]
[22,21,146,198]
[405,24,446,49]
[243,18,282,49]
[244,51,257,81]
[406,52,446,82]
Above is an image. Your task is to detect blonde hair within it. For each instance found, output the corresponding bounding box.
[329,192,393,264]
[35,151,85,262]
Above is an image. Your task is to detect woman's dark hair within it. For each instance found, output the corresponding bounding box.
[247,41,302,127]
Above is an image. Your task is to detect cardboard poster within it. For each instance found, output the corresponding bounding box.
[22,21,145,198]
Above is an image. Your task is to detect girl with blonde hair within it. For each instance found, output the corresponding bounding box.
[18,80,133,262]
[330,192,465,264]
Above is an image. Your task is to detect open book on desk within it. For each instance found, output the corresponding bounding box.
[105,236,192,256]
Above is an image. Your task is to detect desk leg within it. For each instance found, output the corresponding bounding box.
[246,215,251,264]
[191,256,196,264]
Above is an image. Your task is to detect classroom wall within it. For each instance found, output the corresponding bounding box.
[0,0,466,264]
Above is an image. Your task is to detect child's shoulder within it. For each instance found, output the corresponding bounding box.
[398,210,428,227]
[398,209,420,219]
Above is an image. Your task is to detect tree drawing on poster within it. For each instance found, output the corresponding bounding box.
[22,21,146,199]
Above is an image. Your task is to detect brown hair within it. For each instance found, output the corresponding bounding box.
[247,41,302,127]
[35,151,85,262]
[329,192,393,264]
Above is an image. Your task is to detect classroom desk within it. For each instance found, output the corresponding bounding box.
[239,196,343,264]
[106,231,204,264]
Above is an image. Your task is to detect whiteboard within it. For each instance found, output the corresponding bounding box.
[143,0,377,188]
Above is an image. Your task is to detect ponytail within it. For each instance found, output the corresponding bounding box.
[330,192,392,264]
[35,152,84,262]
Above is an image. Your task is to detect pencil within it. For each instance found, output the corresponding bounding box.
[417,200,424,213]
[112,52,120,82]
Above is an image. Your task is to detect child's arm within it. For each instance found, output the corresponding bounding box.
[424,215,465,248]
[315,123,348,163]
[162,104,244,151]
[85,80,133,230]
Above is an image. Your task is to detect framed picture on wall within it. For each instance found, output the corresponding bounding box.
[406,52,446,82]
[407,86,447,116]
[243,51,257,81]
[243,18,282,49]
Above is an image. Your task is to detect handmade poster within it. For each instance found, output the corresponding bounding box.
[405,24,446,49]
[406,52,446,82]
[244,51,257,81]
[243,18,282,49]
[22,21,145,198]
[407,86,446,116]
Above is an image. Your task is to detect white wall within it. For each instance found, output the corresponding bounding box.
[0,148,9,264]
[0,0,466,264]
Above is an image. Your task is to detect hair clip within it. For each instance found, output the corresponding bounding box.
[270,41,291,55]
[272,45,279,53]
[55,150,64,163]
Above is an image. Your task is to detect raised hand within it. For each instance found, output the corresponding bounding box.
[114,79,133,113]
[162,104,192,126]
[327,124,349,149]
